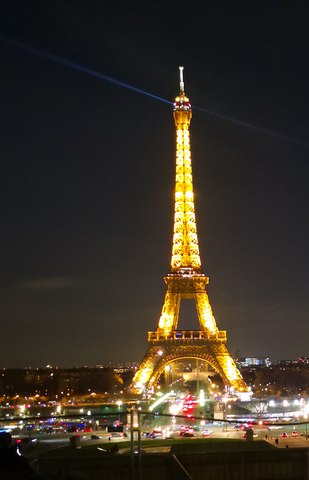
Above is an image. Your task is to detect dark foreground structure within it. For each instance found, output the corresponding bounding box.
[37,442,309,480]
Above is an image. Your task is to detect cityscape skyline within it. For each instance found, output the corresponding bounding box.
[1,2,309,367]
[0,355,308,371]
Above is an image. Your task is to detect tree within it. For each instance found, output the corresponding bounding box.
[251,402,267,419]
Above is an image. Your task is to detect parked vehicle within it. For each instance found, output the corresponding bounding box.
[242,432,258,438]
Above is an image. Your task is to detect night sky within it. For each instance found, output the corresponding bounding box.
[1,1,309,367]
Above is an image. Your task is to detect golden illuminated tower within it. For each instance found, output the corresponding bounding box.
[133,67,247,394]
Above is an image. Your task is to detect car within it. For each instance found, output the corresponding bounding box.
[146,430,163,439]
[281,432,288,438]
[15,437,38,445]
[182,432,195,437]
[291,431,298,437]
[185,427,194,433]
[179,431,191,437]
[202,430,212,436]
[134,449,147,455]
[109,432,123,438]
[242,433,258,438]
[301,431,306,436]
[90,435,101,440]
[234,425,241,429]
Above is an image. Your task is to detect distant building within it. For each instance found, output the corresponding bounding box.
[277,360,292,366]
[237,357,271,368]
[298,357,309,364]
[96,362,139,373]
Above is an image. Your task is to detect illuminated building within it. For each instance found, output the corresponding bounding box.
[237,357,271,368]
[133,68,247,394]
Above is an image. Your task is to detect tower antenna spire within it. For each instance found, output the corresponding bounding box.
[179,66,184,93]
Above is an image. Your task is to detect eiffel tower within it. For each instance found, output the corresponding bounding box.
[133,68,247,394]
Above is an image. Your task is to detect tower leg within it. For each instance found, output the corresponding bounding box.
[214,344,247,392]
[158,291,180,333]
[195,291,218,333]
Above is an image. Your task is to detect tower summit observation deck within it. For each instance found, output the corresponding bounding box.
[133,68,247,394]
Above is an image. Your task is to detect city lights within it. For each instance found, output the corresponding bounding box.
[169,403,181,415]
[149,391,174,411]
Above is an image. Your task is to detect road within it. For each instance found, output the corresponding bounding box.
[14,430,116,459]
[16,419,309,461]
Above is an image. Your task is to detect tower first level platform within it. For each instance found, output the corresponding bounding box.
[133,68,247,394]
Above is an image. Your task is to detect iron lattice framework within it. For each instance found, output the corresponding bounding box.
[133,68,247,393]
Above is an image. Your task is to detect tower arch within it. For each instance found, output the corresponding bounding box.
[148,353,227,390]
